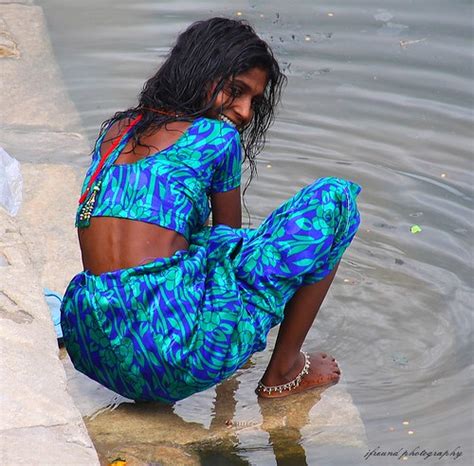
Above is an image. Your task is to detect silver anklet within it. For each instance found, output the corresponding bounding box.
[256,352,311,395]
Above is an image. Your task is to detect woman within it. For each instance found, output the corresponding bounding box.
[61,17,361,402]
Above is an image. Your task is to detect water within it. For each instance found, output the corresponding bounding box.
[39,0,473,464]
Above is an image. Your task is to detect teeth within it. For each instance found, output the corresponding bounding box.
[218,114,236,128]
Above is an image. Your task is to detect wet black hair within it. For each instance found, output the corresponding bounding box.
[98,17,286,190]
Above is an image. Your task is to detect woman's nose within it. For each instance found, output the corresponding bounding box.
[235,99,253,126]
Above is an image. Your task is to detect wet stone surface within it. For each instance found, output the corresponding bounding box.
[0,31,19,58]
[0,290,33,323]
[62,349,367,465]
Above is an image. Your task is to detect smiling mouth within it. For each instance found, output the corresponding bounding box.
[218,114,238,128]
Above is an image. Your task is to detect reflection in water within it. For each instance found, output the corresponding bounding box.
[85,370,328,465]
[258,388,324,466]
[64,337,366,464]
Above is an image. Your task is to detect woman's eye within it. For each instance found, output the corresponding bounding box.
[227,85,242,98]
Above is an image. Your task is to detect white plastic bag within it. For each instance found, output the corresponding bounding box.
[0,146,22,216]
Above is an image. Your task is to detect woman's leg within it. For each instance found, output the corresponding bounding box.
[232,177,361,397]
[259,264,341,394]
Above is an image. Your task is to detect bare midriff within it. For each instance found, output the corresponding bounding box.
[79,217,189,275]
[79,119,194,275]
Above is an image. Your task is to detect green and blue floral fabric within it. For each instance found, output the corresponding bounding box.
[62,118,361,402]
[76,117,242,241]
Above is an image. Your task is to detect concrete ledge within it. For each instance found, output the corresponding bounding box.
[0,3,90,165]
[0,423,97,466]
[0,3,83,132]
[0,128,89,165]
[0,1,98,464]
[0,1,35,5]
[0,201,99,465]
[18,163,83,292]
[1,425,96,466]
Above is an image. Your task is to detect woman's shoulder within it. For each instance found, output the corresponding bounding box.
[197,116,237,130]
[193,117,241,144]
[101,115,236,137]
[96,117,133,147]
[93,116,142,161]
[95,115,240,158]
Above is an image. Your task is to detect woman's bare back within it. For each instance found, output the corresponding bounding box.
[79,119,192,275]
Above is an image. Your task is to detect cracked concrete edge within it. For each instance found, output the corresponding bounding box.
[0,2,99,465]
[0,187,99,465]
[1,424,99,466]
[0,2,87,143]
[0,1,35,5]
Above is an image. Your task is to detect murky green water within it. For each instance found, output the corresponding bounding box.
[41,0,472,464]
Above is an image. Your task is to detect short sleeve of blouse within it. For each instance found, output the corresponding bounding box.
[210,129,242,193]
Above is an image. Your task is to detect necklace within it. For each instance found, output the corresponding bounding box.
[140,107,181,118]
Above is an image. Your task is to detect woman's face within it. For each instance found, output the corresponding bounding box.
[207,67,269,130]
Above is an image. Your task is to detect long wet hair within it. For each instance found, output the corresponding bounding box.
[98,17,286,189]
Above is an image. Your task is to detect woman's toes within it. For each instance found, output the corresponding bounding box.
[257,352,341,398]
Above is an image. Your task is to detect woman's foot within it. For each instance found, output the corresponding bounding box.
[256,352,341,399]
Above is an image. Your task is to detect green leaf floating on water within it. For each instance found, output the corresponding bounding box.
[392,352,409,366]
[410,224,422,234]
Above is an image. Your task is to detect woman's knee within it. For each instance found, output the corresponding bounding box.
[308,177,359,199]
[303,176,359,211]
[305,177,361,237]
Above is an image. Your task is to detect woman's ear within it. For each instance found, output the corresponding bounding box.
[206,79,220,102]
[204,78,227,116]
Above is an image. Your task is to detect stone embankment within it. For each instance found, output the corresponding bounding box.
[0,1,99,464]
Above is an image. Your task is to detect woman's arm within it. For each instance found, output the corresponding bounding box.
[210,187,242,228]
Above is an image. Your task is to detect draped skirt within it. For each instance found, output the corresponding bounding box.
[61,177,361,402]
